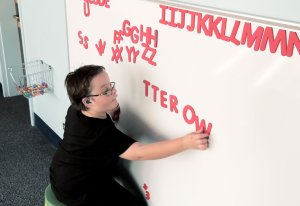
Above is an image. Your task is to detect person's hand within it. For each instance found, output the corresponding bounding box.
[183,128,210,150]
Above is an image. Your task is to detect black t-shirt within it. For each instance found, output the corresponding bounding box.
[49,105,136,205]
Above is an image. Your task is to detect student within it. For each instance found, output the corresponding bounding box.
[49,65,210,206]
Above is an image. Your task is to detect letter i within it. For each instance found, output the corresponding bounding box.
[159,5,168,25]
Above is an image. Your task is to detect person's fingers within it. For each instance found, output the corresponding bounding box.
[195,137,208,146]
[196,135,210,149]
[197,133,209,139]
[195,127,204,133]
[202,140,209,148]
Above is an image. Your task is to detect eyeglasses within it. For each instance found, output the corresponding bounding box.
[86,82,115,98]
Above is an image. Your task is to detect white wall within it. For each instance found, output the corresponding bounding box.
[0,25,4,87]
[0,0,23,97]
[18,0,70,137]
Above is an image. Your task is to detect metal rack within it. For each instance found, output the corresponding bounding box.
[8,60,53,98]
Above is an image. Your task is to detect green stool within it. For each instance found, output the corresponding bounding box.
[44,184,66,206]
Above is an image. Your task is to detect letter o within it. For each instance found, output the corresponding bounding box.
[183,105,197,125]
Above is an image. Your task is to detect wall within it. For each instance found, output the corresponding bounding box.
[65,0,300,206]
[0,25,4,86]
[18,0,70,136]
[0,0,23,97]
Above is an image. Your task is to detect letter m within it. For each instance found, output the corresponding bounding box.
[260,27,287,56]
[241,23,264,51]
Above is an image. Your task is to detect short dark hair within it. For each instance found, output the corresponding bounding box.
[65,65,105,111]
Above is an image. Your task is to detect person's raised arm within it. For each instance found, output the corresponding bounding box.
[120,129,209,161]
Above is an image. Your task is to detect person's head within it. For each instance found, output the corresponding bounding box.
[65,65,120,121]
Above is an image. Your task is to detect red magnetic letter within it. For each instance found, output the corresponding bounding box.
[143,80,151,97]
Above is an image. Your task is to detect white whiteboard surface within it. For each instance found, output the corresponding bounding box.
[65,1,300,205]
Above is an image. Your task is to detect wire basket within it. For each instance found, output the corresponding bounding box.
[8,60,53,98]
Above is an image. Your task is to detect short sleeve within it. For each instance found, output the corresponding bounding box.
[105,126,136,156]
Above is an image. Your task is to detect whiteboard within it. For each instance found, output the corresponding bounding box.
[65,0,300,205]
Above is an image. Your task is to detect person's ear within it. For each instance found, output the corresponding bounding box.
[82,98,91,105]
